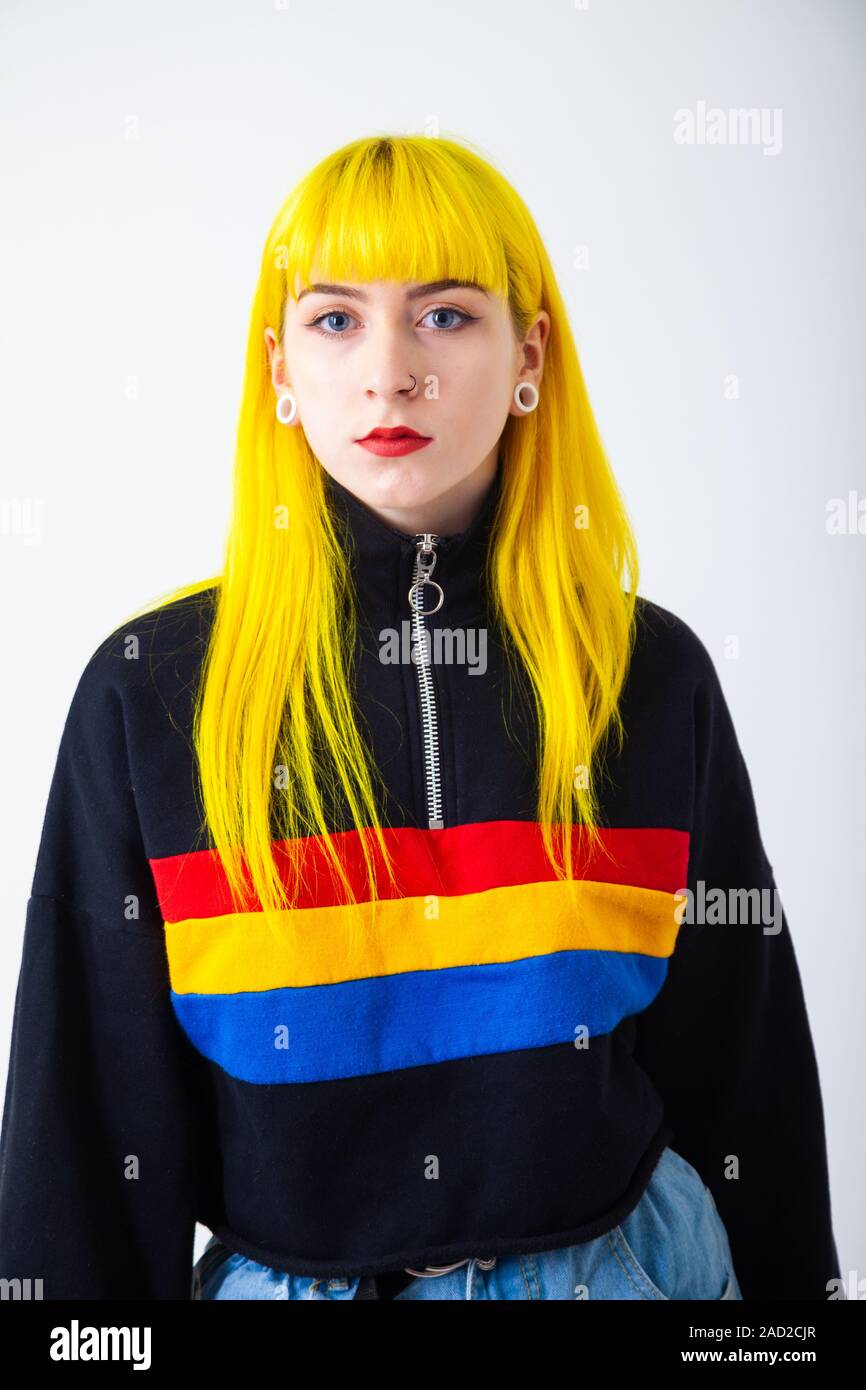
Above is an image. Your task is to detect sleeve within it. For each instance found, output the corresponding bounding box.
[0,650,218,1299]
[631,639,841,1301]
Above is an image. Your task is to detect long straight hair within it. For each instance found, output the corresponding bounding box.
[123,134,641,934]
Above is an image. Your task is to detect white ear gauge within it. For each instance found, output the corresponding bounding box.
[513,381,539,413]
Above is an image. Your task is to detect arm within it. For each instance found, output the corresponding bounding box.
[632,635,841,1300]
[0,644,217,1299]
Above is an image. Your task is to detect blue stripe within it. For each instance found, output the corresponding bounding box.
[171,948,669,1084]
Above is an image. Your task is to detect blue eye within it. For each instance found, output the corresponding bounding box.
[306,305,476,339]
[419,307,473,333]
[309,310,358,337]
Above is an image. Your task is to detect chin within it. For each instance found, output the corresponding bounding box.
[354,459,449,505]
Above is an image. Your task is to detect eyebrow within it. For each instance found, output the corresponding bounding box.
[296,278,490,303]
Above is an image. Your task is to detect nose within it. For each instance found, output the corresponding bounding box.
[361,322,419,399]
[364,370,417,399]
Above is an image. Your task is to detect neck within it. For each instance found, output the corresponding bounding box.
[323,456,500,541]
[323,460,502,628]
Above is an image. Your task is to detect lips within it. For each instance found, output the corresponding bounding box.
[357,427,431,442]
[355,426,433,458]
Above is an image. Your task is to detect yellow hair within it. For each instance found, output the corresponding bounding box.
[119,133,641,936]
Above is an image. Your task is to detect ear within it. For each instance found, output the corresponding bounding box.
[264,327,290,394]
[508,310,550,417]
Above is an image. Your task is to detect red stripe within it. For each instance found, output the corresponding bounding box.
[149,822,689,922]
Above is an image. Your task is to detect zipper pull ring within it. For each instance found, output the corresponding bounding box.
[408,534,444,615]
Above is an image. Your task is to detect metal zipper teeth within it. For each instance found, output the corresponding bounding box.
[409,534,444,830]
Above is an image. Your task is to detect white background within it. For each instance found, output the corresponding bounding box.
[1,0,863,1285]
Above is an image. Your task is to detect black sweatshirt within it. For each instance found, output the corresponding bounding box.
[0,466,840,1299]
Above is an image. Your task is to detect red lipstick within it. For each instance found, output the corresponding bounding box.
[355,426,433,458]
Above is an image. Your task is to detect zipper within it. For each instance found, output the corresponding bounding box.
[407,534,445,830]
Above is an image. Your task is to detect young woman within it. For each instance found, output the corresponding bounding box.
[0,135,839,1301]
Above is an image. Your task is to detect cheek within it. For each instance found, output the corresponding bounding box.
[446,350,514,427]
[283,330,347,398]
[293,355,343,402]
[450,333,515,397]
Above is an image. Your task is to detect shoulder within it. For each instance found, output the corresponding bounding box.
[631,593,721,693]
[622,595,729,741]
[67,584,219,727]
[628,596,744,781]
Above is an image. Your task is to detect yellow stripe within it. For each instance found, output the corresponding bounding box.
[165,877,681,996]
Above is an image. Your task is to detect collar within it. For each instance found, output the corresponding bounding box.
[323,465,502,627]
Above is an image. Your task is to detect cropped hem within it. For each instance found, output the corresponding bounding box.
[201,1122,674,1279]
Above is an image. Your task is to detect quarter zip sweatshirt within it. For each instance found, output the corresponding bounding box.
[0,465,840,1300]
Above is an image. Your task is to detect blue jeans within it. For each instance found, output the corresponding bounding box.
[193,1144,743,1300]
